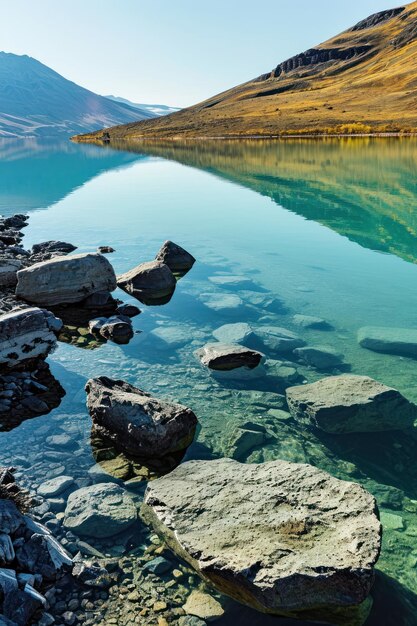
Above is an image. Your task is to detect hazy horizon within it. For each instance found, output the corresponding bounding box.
[0,0,398,108]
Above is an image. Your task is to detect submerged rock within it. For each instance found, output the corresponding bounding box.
[63,483,137,538]
[85,376,198,460]
[200,293,244,316]
[212,322,255,345]
[195,343,264,371]
[142,458,381,619]
[256,326,305,354]
[183,590,224,621]
[294,345,344,370]
[286,375,417,433]
[293,314,334,330]
[16,252,117,306]
[0,308,62,369]
[155,240,195,274]
[358,326,417,358]
[117,260,176,305]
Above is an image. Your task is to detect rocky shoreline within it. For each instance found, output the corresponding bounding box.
[1,212,417,624]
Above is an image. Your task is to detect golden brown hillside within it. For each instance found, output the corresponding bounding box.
[74,2,417,140]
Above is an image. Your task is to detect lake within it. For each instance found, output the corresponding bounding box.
[1,137,417,625]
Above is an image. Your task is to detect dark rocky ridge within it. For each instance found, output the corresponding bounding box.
[350,7,405,31]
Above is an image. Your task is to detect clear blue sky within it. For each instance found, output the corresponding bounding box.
[0,0,395,107]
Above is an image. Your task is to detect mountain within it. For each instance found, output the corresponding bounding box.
[105,95,180,117]
[0,52,155,138]
[74,2,417,140]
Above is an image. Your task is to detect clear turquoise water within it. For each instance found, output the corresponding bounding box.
[2,138,417,624]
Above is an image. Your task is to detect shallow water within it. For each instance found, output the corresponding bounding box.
[2,137,417,624]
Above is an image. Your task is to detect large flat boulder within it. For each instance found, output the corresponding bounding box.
[142,458,381,620]
[0,307,62,369]
[117,260,176,305]
[16,253,117,306]
[358,326,417,358]
[63,483,137,538]
[286,375,417,433]
[85,376,198,459]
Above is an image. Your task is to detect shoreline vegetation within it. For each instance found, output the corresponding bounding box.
[72,131,417,144]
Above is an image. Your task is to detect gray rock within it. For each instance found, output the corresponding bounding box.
[195,343,264,371]
[116,303,141,318]
[178,617,207,626]
[0,534,15,565]
[16,253,117,306]
[37,476,74,498]
[0,307,61,368]
[63,483,137,539]
[3,583,46,626]
[358,326,417,358]
[142,458,381,619]
[286,375,417,433]
[85,376,198,459]
[294,345,344,370]
[256,326,305,354]
[98,315,134,345]
[293,315,333,330]
[97,245,115,254]
[0,501,24,535]
[0,568,18,597]
[183,590,224,622]
[142,556,172,576]
[117,260,176,305]
[155,240,195,274]
[15,533,73,581]
[30,241,77,262]
[72,561,111,588]
[212,323,254,346]
[228,423,269,460]
[0,259,22,287]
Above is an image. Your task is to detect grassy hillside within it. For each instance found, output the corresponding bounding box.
[74,2,417,140]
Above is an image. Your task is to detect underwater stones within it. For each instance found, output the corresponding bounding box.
[200,293,244,316]
[358,326,417,358]
[37,476,74,498]
[63,483,137,538]
[142,458,381,618]
[294,345,344,370]
[0,259,22,287]
[212,322,254,345]
[195,343,264,371]
[256,326,305,354]
[183,590,224,621]
[286,375,417,434]
[208,275,254,290]
[228,422,270,460]
[0,307,62,369]
[16,252,117,306]
[117,260,176,305]
[292,314,333,330]
[155,240,195,274]
[85,376,198,460]
[146,325,190,350]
